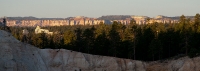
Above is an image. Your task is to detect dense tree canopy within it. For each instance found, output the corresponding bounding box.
[8,14,200,61]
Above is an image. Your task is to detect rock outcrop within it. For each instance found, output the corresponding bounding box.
[6,19,107,27]
[0,30,200,71]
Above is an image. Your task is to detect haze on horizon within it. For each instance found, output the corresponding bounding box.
[1,0,200,18]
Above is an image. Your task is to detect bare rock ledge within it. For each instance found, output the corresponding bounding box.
[0,30,200,71]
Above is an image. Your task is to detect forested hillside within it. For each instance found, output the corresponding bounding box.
[9,14,200,61]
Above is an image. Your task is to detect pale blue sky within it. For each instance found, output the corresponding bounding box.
[1,0,200,18]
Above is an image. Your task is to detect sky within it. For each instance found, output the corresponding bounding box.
[1,0,200,18]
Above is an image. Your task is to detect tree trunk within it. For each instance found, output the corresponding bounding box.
[153,54,154,61]
[134,41,136,60]
[186,36,188,55]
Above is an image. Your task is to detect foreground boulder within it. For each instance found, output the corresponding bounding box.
[0,30,200,71]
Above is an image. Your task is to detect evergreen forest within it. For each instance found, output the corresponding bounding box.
[8,14,200,61]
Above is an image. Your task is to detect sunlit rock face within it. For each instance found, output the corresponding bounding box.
[0,30,200,71]
[35,26,53,35]
[4,15,181,27]
[6,19,106,27]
